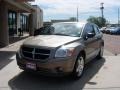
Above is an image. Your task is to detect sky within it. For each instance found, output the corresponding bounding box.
[31,0,120,23]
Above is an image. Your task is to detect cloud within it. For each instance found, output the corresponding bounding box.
[31,0,120,23]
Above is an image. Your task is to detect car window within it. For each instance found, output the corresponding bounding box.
[93,25,100,35]
[85,24,95,35]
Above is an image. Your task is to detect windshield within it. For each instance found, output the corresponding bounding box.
[37,23,83,37]
[52,23,83,37]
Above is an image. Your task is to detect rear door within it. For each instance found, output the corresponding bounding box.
[93,24,102,53]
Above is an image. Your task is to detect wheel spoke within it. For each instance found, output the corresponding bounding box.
[76,56,84,76]
[100,46,104,56]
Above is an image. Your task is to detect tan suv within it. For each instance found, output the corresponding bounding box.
[16,22,104,78]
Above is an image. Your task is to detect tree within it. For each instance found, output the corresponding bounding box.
[87,16,106,27]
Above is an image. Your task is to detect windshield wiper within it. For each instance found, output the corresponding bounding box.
[54,33,70,36]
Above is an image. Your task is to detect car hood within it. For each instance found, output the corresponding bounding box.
[23,35,80,48]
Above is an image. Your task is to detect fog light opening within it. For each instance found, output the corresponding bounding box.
[56,67,63,72]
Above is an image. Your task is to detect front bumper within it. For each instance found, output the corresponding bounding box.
[16,53,76,76]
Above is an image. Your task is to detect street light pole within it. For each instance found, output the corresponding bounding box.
[100,3,104,26]
[118,8,119,26]
[77,6,79,22]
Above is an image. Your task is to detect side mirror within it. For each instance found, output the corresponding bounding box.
[34,30,39,36]
[34,28,43,36]
[87,33,95,38]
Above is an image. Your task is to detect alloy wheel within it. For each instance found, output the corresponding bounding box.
[76,56,84,77]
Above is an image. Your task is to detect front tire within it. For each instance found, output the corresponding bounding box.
[73,55,85,79]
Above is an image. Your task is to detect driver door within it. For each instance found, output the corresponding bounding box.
[83,23,98,62]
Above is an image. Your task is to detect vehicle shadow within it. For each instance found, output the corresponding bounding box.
[0,51,16,70]
[8,58,105,90]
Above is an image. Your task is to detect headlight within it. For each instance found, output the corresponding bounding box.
[55,46,75,58]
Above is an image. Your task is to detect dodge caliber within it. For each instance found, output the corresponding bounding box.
[16,22,104,78]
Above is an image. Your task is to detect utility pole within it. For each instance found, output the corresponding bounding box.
[100,3,104,26]
[118,8,119,26]
[77,6,79,22]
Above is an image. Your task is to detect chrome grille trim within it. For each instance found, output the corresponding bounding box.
[35,53,50,55]
[21,46,50,60]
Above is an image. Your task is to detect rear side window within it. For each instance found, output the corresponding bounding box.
[84,24,95,34]
[93,25,100,35]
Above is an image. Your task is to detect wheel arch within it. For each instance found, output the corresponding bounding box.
[72,50,86,78]
[77,50,86,61]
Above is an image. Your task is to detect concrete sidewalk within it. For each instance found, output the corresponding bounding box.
[0,37,30,70]
[0,55,120,90]
[0,37,27,52]
[84,56,120,90]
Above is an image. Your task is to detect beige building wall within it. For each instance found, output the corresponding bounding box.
[0,1,9,47]
[32,5,43,29]
[17,13,21,35]
[0,0,43,47]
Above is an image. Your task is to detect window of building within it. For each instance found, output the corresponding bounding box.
[8,11,17,36]
[20,14,29,33]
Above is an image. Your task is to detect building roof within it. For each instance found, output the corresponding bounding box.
[32,5,43,12]
[15,0,35,2]
[4,0,35,12]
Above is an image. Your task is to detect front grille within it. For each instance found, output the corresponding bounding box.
[21,46,50,60]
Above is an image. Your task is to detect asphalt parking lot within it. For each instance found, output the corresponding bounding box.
[103,34,120,55]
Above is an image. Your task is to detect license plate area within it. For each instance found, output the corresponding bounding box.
[26,62,36,70]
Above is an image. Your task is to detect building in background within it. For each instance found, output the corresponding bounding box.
[43,22,52,27]
[51,17,77,24]
[32,5,43,29]
[0,0,43,47]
